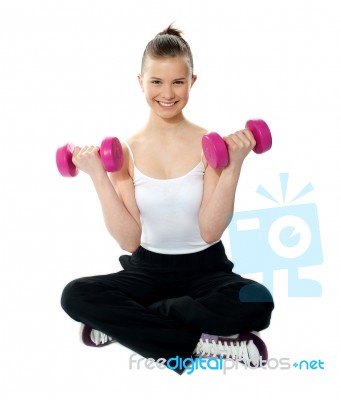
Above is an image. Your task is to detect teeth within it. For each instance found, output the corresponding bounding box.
[159,102,175,107]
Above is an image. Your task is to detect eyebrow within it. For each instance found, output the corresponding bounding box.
[149,77,187,81]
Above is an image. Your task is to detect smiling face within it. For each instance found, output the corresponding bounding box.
[138,56,197,122]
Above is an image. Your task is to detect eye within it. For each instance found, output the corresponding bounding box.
[151,80,161,85]
[174,80,185,85]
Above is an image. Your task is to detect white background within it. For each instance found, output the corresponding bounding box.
[1,0,340,398]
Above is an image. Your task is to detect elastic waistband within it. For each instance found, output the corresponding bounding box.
[130,241,233,272]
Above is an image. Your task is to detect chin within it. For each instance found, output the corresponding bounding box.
[158,111,183,121]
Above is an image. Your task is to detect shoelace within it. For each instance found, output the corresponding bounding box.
[194,338,250,363]
[90,329,113,345]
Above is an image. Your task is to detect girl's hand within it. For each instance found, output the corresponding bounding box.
[72,146,106,178]
[223,128,256,169]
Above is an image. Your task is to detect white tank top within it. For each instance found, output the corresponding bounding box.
[124,141,212,254]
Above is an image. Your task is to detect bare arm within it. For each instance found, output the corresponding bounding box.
[72,144,141,252]
[199,129,256,243]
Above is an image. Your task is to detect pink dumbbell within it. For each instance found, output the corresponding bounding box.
[202,119,272,169]
[56,137,124,177]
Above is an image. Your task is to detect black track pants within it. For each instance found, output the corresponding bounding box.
[61,242,274,373]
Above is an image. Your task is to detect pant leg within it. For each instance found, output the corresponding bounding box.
[61,266,200,369]
[150,270,274,336]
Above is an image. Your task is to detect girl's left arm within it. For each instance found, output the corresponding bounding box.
[199,129,255,243]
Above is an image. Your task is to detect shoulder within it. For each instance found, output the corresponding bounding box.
[123,131,147,151]
[186,121,208,137]
[124,132,144,179]
[184,122,210,167]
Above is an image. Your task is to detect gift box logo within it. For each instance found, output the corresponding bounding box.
[228,173,323,297]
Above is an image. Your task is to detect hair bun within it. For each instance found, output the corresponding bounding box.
[158,23,184,38]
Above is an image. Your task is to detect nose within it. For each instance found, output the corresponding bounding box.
[161,84,175,100]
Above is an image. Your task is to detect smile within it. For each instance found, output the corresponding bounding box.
[157,101,177,107]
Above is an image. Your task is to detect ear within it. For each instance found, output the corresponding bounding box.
[191,75,198,87]
[138,74,144,92]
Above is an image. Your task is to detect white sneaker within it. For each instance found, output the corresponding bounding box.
[193,331,268,367]
[79,324,116,347]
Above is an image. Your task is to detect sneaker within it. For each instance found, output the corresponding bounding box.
[193,331,268,368]
[79,324,116,347]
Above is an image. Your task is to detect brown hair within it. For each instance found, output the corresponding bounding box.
[141,24,194,76]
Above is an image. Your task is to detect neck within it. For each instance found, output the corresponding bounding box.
[145,111,188,136]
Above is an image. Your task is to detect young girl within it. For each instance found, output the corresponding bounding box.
[61,24,274,374]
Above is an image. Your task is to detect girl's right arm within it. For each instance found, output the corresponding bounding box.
[72,144,141,253]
